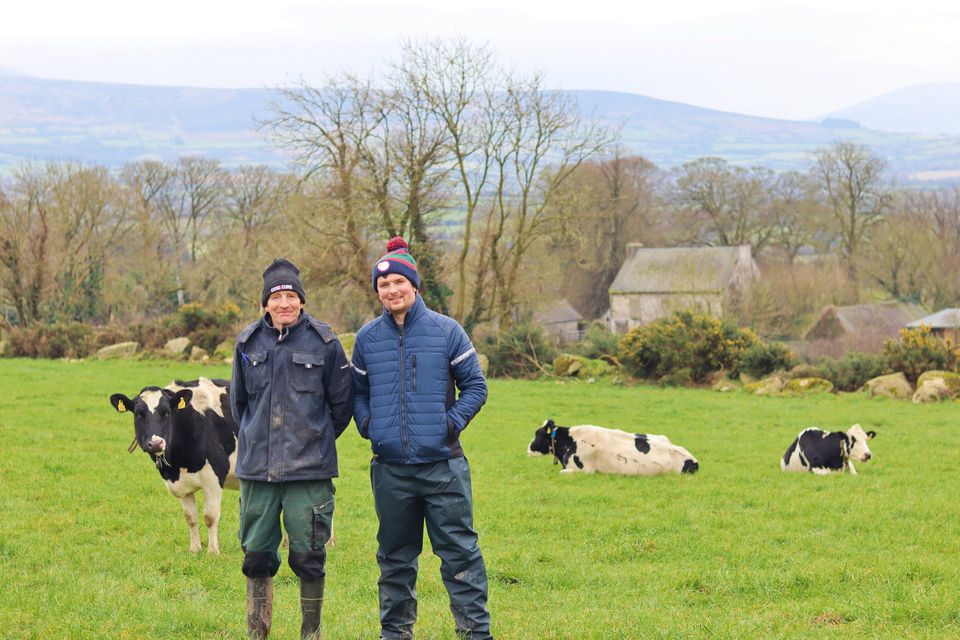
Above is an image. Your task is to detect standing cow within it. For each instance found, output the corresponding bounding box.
[527,419,699,475]
[780,424,876,475]
[109,377,238,553]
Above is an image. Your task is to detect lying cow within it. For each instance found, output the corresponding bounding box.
[110,377,238,554]
[780,424,876,475]
[527,419,699,475]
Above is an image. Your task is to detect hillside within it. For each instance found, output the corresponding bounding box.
[2,76,960,181]
[822,83,960,137]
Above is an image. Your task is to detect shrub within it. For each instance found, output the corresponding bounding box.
[813,351,889,392]
[568,322,620,359]
[739,341,796,378]
[479,318,557,378]
[883,326,958,384]
[617,311,759,384]
[5,322,95,358]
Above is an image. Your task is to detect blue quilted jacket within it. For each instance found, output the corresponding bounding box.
[351,295,487,464]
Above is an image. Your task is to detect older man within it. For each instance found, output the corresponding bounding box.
[231,258,354,639]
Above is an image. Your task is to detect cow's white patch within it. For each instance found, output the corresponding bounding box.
[566,425,696,476]
[149,434,166,453]
[167,377,225,417]
[141,389,163,412]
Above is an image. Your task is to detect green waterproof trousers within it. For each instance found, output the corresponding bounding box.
[239,479,335,580]
[371,457,492,640]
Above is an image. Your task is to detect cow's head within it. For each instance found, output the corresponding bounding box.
[110,387,193,456]
[845,424,876,462]
[527,419,557,457]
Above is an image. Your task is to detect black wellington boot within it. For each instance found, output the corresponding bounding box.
[300,578,325,639]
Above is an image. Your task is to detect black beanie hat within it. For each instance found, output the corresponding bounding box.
[261,258,306,307]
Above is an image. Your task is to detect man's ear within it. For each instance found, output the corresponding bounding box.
[110,394,133,413]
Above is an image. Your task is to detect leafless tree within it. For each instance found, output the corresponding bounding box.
[672,157,775,252]
[812,141,892,282]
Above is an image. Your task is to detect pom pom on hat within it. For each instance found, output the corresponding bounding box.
[372,236,420,291]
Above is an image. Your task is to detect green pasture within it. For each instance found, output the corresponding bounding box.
[1,358,958,639]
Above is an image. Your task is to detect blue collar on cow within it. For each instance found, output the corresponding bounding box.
[549,427,559,465]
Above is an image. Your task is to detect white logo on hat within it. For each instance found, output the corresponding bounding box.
[377,260,391,272]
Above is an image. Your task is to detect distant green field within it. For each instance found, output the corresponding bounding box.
[1,358,958,639]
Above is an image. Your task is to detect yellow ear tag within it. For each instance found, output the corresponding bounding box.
[178,397,187,410]
[117,400,126,412]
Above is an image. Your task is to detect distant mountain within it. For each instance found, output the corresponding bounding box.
[2,76,960,182]
[822,83,960,136]
[0,66,31,78]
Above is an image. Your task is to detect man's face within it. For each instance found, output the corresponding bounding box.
[377,273,417,317]
[265,290,303,328]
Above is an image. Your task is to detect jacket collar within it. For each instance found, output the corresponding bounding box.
[383,294,425,330]
[261,311,306,341]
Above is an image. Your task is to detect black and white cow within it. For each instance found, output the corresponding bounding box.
[780,424,876,475]
[110,377,238,554]
[527,419,699,475]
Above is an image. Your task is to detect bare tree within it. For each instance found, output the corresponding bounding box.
[262,75,384,308]
[768,170,828,262]
[395,37,501,318]
[812,141,891,282]
[466,75,616,330]
[672,157,775,252]
[541,152,661,318]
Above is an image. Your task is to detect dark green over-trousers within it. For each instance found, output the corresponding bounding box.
[371,457,492,640]
[239,479,334,580]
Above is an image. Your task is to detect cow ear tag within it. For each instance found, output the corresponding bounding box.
[117,400,126,412]
[177,397,187,410]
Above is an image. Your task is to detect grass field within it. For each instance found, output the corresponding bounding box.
[1,358,958,639]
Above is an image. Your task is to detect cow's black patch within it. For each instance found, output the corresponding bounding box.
[572,455,584,469]
[529,421,576,469]
[634,435,651,454]
[682,459,699,474]
[796,429,846,472]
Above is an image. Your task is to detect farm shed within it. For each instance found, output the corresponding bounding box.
[907,308,960,344]
[803,301,928,343]
[533,298,584,344]
[607,244,758,333]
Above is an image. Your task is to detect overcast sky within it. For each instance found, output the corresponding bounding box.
[3,0,959,120]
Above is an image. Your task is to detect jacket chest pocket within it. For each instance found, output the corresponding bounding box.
[292,351,325,393]
[244,351,270,391]
[413,352,449,394]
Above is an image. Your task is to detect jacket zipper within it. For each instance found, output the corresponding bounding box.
[399,324,410,462]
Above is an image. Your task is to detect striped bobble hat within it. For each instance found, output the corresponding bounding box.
[372,236,420,291]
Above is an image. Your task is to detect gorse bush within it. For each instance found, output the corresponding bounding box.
[479,318,557,378]
[618,311,759,383]
[883,325,958,384]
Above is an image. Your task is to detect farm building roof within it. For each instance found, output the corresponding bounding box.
[803,301,928,341]
[534,298,583,326]
[609,245,753,294]
[907,308,960,329]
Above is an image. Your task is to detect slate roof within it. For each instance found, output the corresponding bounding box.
[907,308,960,329]
[803,301,928,340]
[534,299,583,325]
[609,245,750,294]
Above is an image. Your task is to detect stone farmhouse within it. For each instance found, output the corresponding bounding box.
[608,244,759,333]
